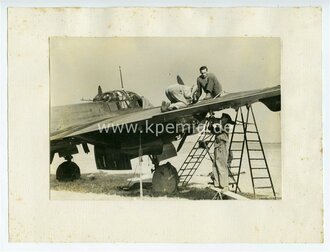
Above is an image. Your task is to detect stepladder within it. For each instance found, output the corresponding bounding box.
[229,105,277,199]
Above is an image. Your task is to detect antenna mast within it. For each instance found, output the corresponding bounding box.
[119,66,124,89]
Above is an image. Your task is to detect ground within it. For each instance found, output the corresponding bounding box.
[50,137,281,200]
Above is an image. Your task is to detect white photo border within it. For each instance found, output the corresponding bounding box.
[1,0,329,251]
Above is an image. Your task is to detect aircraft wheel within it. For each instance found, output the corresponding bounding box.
[56,161,81,182]
[152,162,179,194]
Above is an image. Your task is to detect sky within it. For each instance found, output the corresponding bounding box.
[50,37,281,142]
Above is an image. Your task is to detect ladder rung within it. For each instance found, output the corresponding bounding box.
[251,168,267,170]
[185,157,202,161]
[248,149,262,151]
[233,132,244,134]
[188,149,200,153]
[184,159,202,163]
[231,141,244,143]
[179,174,193,177]
[189,153,206,157]
[181,166,200,170]
[236,121,250,124]
[193,146,208,150]
[188,153,204,157]
[179,179,192,182]
[183,161,201,165]
[230,171,245,175]
[229,165,240,168]
[246,131,258,133]
[247,140,260,142]
[253,177,270,179]
[183,162,201,166]
[182,161,200,165]
[196,147,209,150]
[231,158,241,160]
[250,158,265,160]
[236,121,254,125]
[179,168,196,171]
[254,186,273,189]
[181,178,192,181]
[179,177,192,180]
[182,165,199,169]
[231,149,243,151]
[179,171,195,174]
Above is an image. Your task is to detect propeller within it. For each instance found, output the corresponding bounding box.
[177,75,184,85]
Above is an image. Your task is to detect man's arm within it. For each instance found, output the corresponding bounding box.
[191,80,202,103]
[206,74,223,95]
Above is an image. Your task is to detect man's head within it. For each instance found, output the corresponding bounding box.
[199,66,208,79]
[219,113,236,133]
[219,113,236,126]
[209,113,236,135]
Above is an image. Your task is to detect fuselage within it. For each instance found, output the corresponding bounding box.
[50,89,196,166]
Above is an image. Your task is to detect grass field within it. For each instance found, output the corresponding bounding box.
[50,141,281,200]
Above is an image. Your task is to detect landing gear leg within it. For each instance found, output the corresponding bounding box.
[149,155,159,173]
[56,155,81,182]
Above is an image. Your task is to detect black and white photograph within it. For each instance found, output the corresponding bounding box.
[50,37,281,200]
[2,3,326,245]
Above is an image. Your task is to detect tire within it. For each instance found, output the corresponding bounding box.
[152,162,179,194]
[56,161,81,182]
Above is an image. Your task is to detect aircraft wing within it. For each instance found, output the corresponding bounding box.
[51,85,280,141]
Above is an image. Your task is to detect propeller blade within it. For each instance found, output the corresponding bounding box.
[177,75,184,85]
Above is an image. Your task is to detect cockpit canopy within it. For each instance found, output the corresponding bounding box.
[93,90,152,109]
